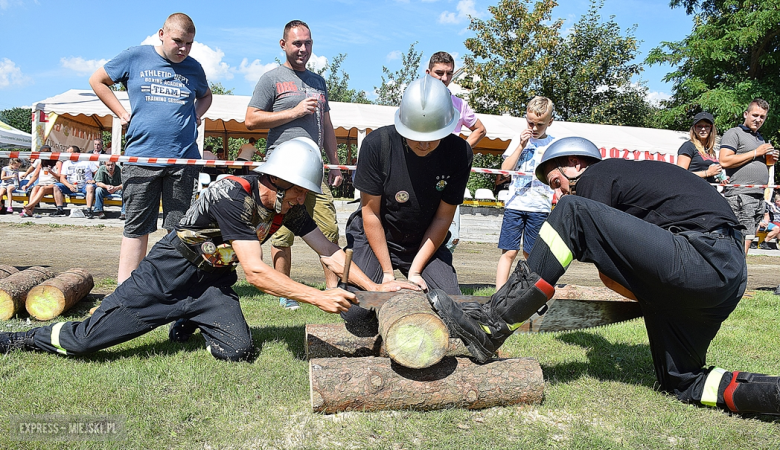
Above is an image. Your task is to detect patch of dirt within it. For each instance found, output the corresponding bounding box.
[1,223,778,297]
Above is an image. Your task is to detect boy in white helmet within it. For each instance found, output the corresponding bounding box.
[341,76,473,327]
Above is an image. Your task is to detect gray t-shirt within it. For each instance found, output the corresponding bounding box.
[721,125,769,196]
[247,65,330,154]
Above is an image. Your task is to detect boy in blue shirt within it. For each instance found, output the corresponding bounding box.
[89,12,212,283]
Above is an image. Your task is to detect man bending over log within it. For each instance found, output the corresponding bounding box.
[430,137,780,416]
[1,138,415,361]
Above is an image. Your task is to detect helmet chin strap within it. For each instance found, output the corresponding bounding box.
[557,165,585,195]
[266,175,288,214]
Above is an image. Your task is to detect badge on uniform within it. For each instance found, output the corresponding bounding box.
[395,191,409,203]
[435,174,450,192]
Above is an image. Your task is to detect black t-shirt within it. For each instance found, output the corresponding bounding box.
[176,175,317,246]
[676,141,719,184]
[575,159,740,232]
[353,126,473,250]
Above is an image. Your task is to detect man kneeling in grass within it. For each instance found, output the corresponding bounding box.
[1,138,416,361]
[431,137,780,416]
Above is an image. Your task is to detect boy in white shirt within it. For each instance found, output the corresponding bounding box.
[495,97,556,289]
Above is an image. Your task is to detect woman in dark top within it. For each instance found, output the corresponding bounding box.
[676,111,723,184]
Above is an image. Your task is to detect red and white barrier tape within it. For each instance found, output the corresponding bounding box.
[2,151,776,188]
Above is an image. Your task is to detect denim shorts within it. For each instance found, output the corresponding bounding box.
[122,164,197,238]
[498,209,549,254]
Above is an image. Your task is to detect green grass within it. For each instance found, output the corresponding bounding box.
[1,284,779,449]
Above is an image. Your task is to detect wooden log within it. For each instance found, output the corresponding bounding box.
[305,323,471,359]
[377,291,450,369]
[0,266,56,320]
[0,265,19,280]
[309,356,544,413]
[25,268,94,321]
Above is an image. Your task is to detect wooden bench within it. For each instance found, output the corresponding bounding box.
[2,191,123,208]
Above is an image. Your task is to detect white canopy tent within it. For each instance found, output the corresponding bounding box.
[32,89,688,163]
[0,119,32,149]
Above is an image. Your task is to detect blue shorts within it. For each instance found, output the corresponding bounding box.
[54,183,93,196]
[498,209,549,254]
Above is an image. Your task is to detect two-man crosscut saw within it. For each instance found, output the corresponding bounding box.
[352,285,642,333]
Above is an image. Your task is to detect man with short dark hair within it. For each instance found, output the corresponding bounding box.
[425,51,486,149]
[719,98,777,255]
[245,20,343,310]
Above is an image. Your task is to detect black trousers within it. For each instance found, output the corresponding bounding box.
[527,196,747,404]
[345,212,460,294]
[30,232,253,361]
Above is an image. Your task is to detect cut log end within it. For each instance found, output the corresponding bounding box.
[383,316,450,369]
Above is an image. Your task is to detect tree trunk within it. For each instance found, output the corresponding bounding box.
[0,265,19,279]
[26,268,94,321]
[309,356,544,413]
[305,323,470,359]
[377,291,450,369]
[0,266,56,320]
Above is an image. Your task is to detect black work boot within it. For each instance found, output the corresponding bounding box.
[169,319,199,343]
[0,330,38,353]
[429,261,555,363]
[723,371,780,415]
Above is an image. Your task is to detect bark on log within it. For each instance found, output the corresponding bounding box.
[310,356,544,413]
[305,323,470,359]
[377,291,450,369]
[26,268,94,321]
[0,265,19,280]
[0,266,56,320]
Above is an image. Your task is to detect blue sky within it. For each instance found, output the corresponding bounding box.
[0,0,693,112]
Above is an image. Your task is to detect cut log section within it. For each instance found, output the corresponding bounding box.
[310,356,543,413]
[305,323,470,359]
[26,268,94,321]
[377,291,450,369]
[0,266,56,320]
[0,265,19,280]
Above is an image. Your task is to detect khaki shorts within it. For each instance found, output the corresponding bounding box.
[271,180,339,247]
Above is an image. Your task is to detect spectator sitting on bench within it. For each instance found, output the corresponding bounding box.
[0,158,22,214]
[54,146,99,218]
[21,154,64,217]
[93,161,124,220]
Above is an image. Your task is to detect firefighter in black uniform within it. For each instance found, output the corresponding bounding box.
[0,138,414,361]
[431,137,780,415]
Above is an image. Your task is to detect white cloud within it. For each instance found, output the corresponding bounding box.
[190,42,233,81]
[439,0,478,24]
[0,58,31,89]
[237,58,278,83]
[140,34,159,46]
[646,90,671,106]
[386,50,402,61]
[139,34,233,81]
[60,57,109,76]
[307,53,328,72]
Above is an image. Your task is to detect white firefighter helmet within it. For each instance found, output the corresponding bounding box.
[394,75,460,142]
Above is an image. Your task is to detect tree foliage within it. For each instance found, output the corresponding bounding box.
[462,0,653,126]
[0,107,32,134]
[374,42,423,107]
[540,0,651,126]
[317,54,370,104]
[646,0,780,142]
[461,0,561,117]
[209,82,234,95]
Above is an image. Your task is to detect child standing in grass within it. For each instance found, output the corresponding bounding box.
[0,158,22,214]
